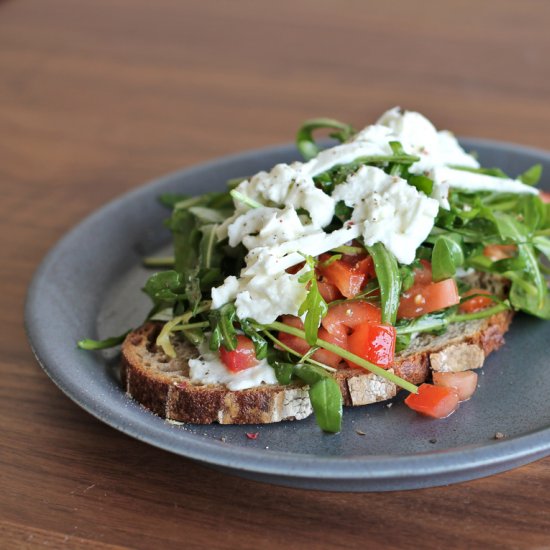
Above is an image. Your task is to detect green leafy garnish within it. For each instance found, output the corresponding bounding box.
[519,163,542,186]
[209,303,238,351]
[77,332,129,350]
[298,257,328,345]
[296,118,356,161]
[367,243,402,324]
[431,235,464,281]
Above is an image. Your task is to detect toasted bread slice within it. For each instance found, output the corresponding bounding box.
[121,306,513,425]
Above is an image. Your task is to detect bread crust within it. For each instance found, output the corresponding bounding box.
[121,310,513,425]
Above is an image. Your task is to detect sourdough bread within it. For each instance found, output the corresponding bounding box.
[121,309,513,425]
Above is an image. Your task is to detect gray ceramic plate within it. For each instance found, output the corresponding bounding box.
[26,139,550,492]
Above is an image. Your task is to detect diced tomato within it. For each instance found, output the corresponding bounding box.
[345,322,396,369]
[313,328,347,368]
[398,278,460,319]
[433,371,478,401]
[285,262,305,275]
[413,259,433,285]
[317,278,342,303]
[404,383,459,419]
[459,288,494,313]
[219,335,259,373]
[318,254,375,299]
[322,301,382,339]
[540,191,550,203]
[483,244,517,261]
[277,316,346,368]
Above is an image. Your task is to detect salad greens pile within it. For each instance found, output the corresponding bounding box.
[79,118,550,433]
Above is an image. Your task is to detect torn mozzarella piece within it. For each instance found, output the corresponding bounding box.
[332,166,439,265]
[432,166,539,196]
[226,206,316,250]
[189,340,277,391]
[235,163,335,228]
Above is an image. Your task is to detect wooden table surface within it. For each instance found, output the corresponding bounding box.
[2,0,550,547]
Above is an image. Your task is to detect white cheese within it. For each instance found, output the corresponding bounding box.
[235,163,335,228]
[227,206,315,250]
[234,271,307,324]
[188,340,277,391]
[332,166,439,265]
[211,275,240,309]
[376,107,480,177]
[432,166,539,196]
[242,223,361,276]
[212,107,538,327]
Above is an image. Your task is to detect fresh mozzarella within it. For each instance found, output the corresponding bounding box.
[332,166,439,265]
[189,340,277,391]
[212,223,362,321]
[211,107,537,324]
[227,206,315,250]
[432,166,539,196]
[235,163,335,228]
[376,107,480,176]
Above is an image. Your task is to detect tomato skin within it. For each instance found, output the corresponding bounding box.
[404,383,459,418]
[322,301,382,338]
[483,244,517,261]
[398,278,460,319]
[433,371,478,401]
[459,288,493,313]
[413,259,433,285]
[346,323,396,369]
[318,254,375,299]
[278,316,346,368]
[317,279,342,303]
[313,328,347,368]
[219,335,259,373]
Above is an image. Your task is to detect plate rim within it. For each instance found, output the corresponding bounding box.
[25,137,550,489]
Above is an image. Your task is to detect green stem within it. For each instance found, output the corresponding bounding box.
[330,245,364,255]
[230,189,262,209]
[261,330,337,372]
[396,302,510,336]
[450,302,511,323]
[264,321,418,393]
[172,321,210,331]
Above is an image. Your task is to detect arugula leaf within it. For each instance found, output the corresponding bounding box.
[166,209,201,276]
[408,174,434,195]
[519,163,542,186]
[431,235,464,281]
[143,271,187,306]
[296,118,356,161]
[159,193,190,208]
[199,224,221,270]
[366,243,401,325]
[491,211,528,242]
[271,362,294,385]
[533,236,550,260]
[520,194,546,234]
[185,266,202,315]
[188,206,228,224]
[298,257,328,345]
[294,364,342,433]
[209,303,238,351]
[308,378,343,433]
[240,318,268,360]
[77,332,129,350]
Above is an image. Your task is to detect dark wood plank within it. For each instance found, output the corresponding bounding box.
[2,0,550,548]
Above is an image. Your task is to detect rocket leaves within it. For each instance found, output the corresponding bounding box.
[298,257,328,345]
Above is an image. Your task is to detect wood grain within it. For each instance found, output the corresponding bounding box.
[2,0,550,548]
